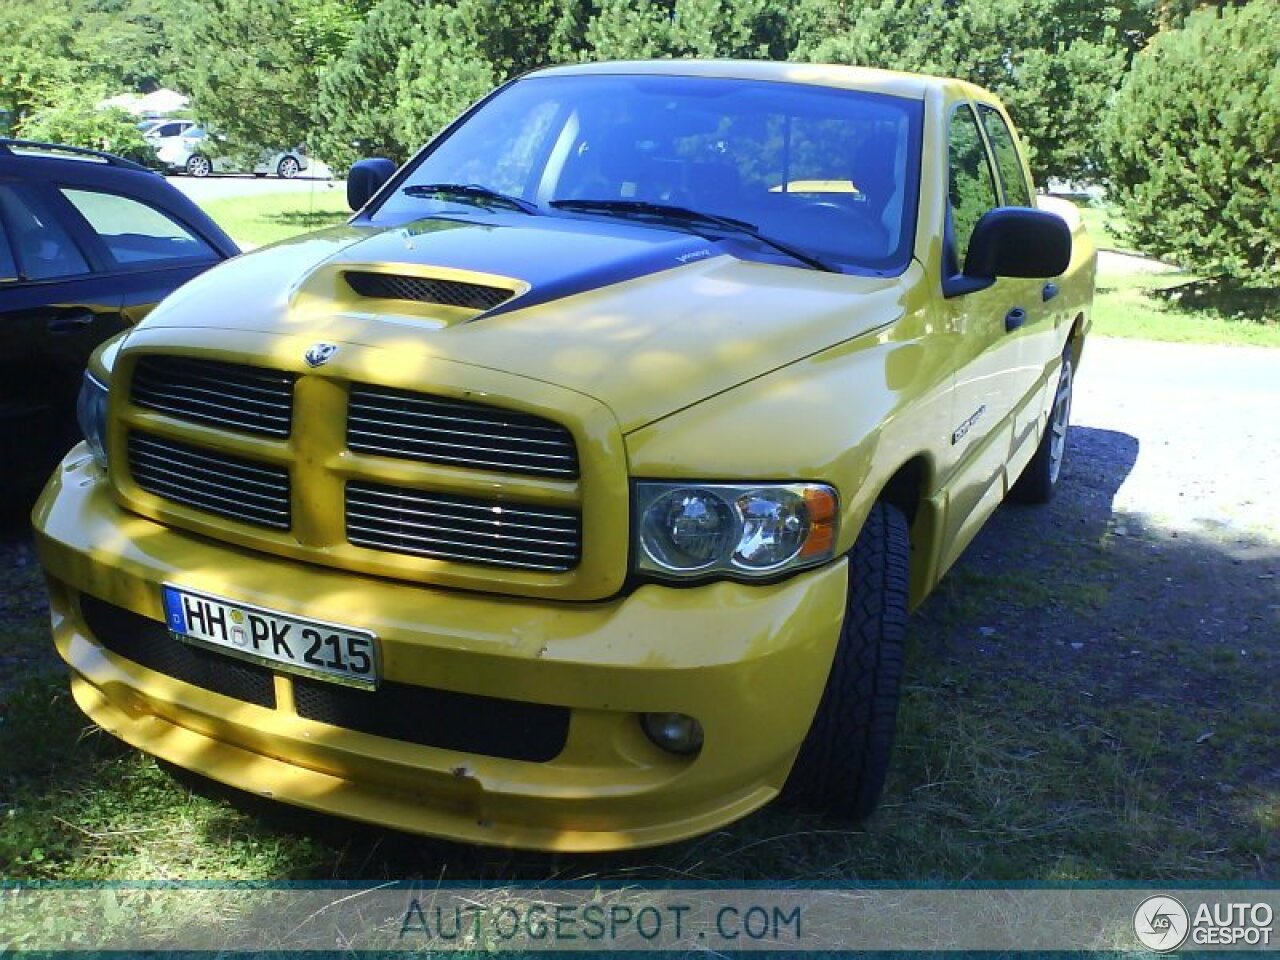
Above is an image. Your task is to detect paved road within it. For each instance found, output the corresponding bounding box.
[167,172,345,204]
[1072,336,1280,537]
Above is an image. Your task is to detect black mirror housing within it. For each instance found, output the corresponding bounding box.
[965,207,1072,280]
[347,158,397,212]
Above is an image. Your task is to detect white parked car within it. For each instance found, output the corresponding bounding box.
[152,127,309,179]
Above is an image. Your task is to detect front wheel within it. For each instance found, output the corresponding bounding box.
[277,155,301,179]
[1010,348,1075,504]
[784,501,909,821]
[186,154,212,178]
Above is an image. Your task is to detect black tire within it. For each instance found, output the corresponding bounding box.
[277,155,301,179]
[186,154,212,178]
[784,501,909,820]
[1010,348,1074,504]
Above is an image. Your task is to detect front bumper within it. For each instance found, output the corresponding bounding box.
[34,449,848,851]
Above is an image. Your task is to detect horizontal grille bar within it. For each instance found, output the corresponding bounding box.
[348,386,579,479]
[344,271,513,311]
[129,431,291,529]
[346,482,580,572]
[131,355,296,438]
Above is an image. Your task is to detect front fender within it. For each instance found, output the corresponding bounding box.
[624,286,951,559]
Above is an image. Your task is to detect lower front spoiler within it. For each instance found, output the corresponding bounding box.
[67,675,778,852]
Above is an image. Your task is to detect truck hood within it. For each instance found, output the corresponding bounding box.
[142,214,912,432]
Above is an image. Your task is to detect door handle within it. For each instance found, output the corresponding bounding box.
[46,311,97,333]
[1042,282,1060,302]
[1004,307,1027,332]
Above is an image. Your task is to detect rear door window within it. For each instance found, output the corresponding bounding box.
[60,188,216,266]
[977,105,1033,207]
[0,184,91,280]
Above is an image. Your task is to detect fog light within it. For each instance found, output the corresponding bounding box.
[641,712,704,755]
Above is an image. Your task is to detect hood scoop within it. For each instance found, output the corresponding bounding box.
[344,270,514,312]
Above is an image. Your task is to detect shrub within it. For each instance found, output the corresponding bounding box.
[16,88,154,167]
[1103,1,1280,278]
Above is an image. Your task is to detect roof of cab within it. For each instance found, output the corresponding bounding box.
[529,59,965,101]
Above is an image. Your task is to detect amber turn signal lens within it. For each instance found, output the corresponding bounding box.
[799,486,837,559]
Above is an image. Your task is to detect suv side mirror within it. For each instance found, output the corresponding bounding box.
[347,158,397,212]
[965,207,1072,280]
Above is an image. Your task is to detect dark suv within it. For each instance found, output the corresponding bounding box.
[0,139,238,501]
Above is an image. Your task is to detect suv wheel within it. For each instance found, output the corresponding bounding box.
[784,501,909,821]
[186,154,212,178]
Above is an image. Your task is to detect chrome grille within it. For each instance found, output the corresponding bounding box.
[344,271,513,311]
[347,386,579,479]
[129,432,291,529]
[131,355,295,437]
[346,482,580,572]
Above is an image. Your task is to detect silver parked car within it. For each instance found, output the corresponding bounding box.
[153,127,309,179]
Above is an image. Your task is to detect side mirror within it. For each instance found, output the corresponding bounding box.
[965,207,1072,280]
[347,157,397,212]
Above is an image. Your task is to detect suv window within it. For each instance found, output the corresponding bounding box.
[977,105,1033,207]
[0,185,91,280]
[947,104,1000,271]
[60,188,215,265]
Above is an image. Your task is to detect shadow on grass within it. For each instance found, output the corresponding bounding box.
[265,211,349,229]
[1152,278,1280,324]
[3,426,1276,882]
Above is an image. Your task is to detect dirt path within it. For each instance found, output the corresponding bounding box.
[910,335,1278,874]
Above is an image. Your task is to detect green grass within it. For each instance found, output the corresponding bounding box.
[1092,267,1280,347]
[3,637,1273,883]
[1057,198,1280,346]
[199,187,351,248]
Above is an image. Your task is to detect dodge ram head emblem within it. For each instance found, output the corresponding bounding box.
[304,343,338,367]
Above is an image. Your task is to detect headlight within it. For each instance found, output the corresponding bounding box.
[635,482,837,580]
[76,371,110,469]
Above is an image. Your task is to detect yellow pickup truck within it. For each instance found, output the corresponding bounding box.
[34,60,1095,851]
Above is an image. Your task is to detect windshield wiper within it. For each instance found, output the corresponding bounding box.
[549,198,839,273]
[403,182,538,215]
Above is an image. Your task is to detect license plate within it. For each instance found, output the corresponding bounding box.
[162,585,379,689]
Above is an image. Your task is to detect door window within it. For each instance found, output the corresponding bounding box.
[0,185,91,280]
[977,105,1033,207]
[60,188,215,265]
[947,104,1000,272]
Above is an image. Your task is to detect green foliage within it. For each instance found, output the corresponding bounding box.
[15,86,154,166]
[312,0,426,170]
[0,0,180,123]
[1103,1,1280,278]
[794,0,1134,183]
[313,0,589,172]
[583,0,794,60]
[390,3,497,155]
[1151,0,1251,27]
[168,0,355,153]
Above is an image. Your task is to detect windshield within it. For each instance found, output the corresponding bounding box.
[372,73,924,273]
